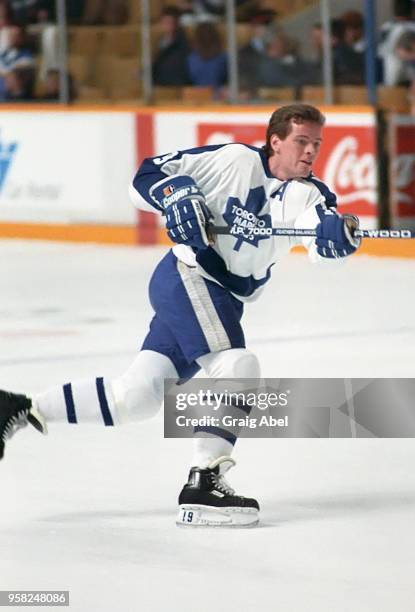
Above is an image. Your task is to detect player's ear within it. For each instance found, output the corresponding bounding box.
[270,133,281,154]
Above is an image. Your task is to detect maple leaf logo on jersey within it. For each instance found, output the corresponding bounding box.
[223,186,272,251]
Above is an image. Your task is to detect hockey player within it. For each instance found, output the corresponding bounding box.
[0,104,361,527]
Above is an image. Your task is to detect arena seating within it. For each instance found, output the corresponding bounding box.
[34,1,410,112]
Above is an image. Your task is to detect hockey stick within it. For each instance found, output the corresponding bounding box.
[208,225,415,239]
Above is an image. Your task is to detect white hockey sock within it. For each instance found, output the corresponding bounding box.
[192,349,261,469]
[33,377,118,425]
[32,350,179,426]
[192,436,234,469]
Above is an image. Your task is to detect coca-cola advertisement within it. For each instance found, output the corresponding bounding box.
[197,119,377,226]
[312,126,377,218]
[389,115,415,227]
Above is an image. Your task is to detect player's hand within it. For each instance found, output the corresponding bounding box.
[151,176,213,250]
[315,213,361,258]
[165,196,212,250]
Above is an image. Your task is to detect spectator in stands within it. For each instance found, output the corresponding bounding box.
[395,29,415,74]
[187,22,227,91]
[331,18,365,84]
[82,0,128,25]
[310,21,323,58]
[152,6,190,87]
[257,30,306,89]
[7,0,54,25]
[0,67,34,101]
[305,19,365,85]
[238,8,276,92]
[0,20,37,102]
[0,2,14,54]
[395,30,415,113]
[342,10,384,85]
[0,25,35,96]
[378,0,415,86]
[342,10,365,52]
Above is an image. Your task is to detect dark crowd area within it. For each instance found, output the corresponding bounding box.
[0,0,414,110]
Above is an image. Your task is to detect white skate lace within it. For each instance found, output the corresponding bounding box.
[212,473,235,496]
[208,456,237,496]
[2,410,28,442]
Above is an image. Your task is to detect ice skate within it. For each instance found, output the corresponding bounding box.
[176,456,259,527]
[0,390,47,460]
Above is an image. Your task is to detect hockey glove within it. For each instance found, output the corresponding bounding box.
[151,176,212,250]
[315,213,361,258]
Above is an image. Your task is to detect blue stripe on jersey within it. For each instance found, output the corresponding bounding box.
[194,425,237,445]
[306,176,337,209]
[96,377,114,426]
[132,158,167,210]
[196,247,273,298]
[63,383,77,424]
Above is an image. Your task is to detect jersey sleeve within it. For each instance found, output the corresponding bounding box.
[129,145,228,214]
[129,154,171,214]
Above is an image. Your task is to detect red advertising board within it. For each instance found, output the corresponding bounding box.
[312,125,377,217]
[135,112,158,244]
[197,121,377,220]
[390,117,415,222]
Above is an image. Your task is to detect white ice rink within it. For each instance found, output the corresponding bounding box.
[1,240,415,612]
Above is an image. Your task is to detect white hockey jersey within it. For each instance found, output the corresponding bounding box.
[130,143,338,303]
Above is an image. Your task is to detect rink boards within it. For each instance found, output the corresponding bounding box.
[0,105,414,257]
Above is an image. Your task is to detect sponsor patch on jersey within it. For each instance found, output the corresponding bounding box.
[163,185,175,197]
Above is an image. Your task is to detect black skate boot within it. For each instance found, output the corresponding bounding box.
[0,390,47,460]
[177,456,259,527]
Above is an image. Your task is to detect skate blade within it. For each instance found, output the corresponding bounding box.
[176,504,259,528]
[28,407,48,435]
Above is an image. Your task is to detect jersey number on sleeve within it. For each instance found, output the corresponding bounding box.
[153,151,179,166]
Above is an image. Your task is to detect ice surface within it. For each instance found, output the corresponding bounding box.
[1,240,415,612]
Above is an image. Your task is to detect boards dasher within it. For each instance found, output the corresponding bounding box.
[0,104,361,527]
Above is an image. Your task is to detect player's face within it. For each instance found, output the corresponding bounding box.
[268,120,323,180]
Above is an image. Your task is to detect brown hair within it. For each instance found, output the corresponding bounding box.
[264,104,325,156]
[192,22,223,60]
[341,10,364,29]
